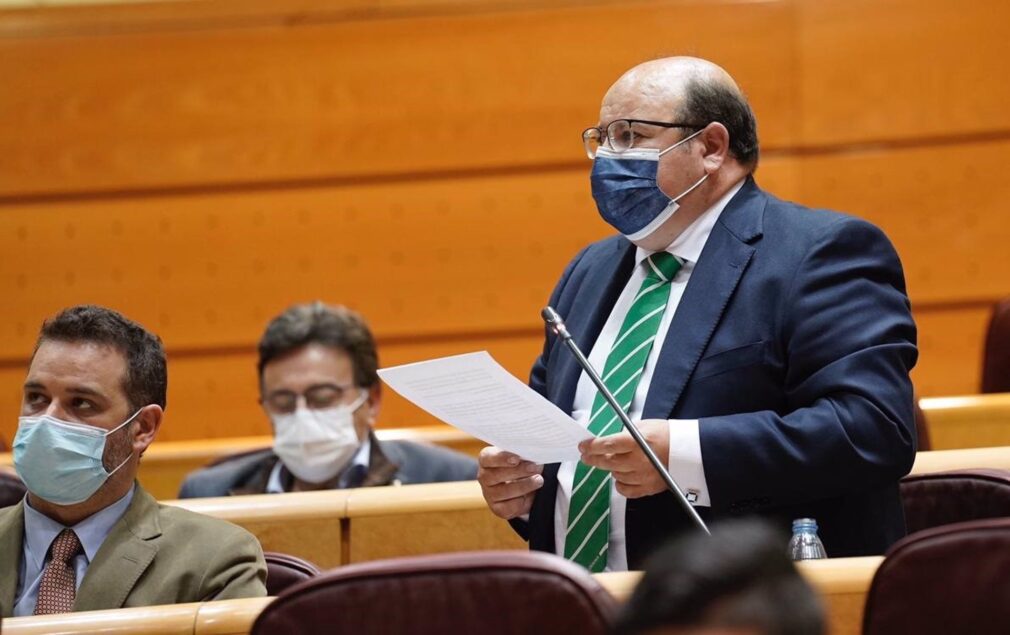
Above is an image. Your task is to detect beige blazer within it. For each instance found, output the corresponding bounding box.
[0,484,266,617]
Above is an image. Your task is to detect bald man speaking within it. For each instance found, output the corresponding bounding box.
[477,57,917,571]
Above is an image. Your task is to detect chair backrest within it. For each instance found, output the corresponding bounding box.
[251,550,618,635]
[863,517,1010,635]
[0,470,26,508]
[264,552,322,596]
[982,296,1010,393]
[900,468,1010,535]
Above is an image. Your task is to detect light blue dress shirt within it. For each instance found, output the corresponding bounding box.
[13,485,136,617]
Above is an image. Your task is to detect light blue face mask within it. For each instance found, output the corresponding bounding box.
[13,409,140,506]
[590,128,708,241]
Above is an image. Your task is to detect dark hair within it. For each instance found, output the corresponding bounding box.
[257,302,379,388]
[680,76,760,168]
[612,519,825,635]
[35,305,168,410]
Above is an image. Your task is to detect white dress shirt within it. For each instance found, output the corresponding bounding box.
[553,179,744,570]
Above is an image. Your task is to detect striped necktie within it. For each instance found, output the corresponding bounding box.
[564,251,682,571]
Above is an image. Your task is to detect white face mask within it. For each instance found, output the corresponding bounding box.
[271,391,369,484]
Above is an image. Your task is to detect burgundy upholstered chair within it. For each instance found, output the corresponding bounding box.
[900,468,1010,535]
[264,552,322,596]
[251,550,618,635]
[982,296,1010,393]
[863,518,1010,634]
[0,469,26,508]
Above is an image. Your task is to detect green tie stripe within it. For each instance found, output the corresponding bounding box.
[609,304,666,352]
[564,252,682,571]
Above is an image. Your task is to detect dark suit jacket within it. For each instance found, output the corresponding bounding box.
[0,484,266,617]
[520,177,918,568]
[178,432,478,498]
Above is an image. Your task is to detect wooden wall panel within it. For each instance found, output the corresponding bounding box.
[0,0,795,197]
[0,170,609,355]
[911,306,990,397]
[795,140,1010,305]
[0,366,25,449]
[797,0,1010,146]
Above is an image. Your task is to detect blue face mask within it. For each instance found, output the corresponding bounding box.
[13,410,140,506]
[590,128,708,241]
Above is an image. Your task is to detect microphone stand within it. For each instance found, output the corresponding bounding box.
[542,306,709,534]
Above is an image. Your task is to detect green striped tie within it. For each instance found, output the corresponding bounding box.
[564,251,682,571]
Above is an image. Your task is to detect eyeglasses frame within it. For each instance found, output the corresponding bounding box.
[582,119,706,159]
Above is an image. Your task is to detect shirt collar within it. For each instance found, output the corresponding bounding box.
[23,483,136,569]
[267,437,373,493]
[339,438,372,488]
[635,178,745,267]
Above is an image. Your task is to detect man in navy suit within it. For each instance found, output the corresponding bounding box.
[477,57,917,569]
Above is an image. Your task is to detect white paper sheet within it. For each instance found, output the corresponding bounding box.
[377,351,592,463]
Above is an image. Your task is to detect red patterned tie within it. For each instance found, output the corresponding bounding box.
[33,528,82,615]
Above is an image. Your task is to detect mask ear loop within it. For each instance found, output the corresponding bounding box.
[669,172,710,205]
[104,452,133,478]
[104,408,144,437]
[102,407,145,476]
[346,390,370,415]
[658,126,710,205]
[658,127,706,157]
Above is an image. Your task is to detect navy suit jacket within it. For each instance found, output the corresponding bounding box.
[521,177,917,567]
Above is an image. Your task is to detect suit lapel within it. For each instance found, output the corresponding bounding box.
[642,179,765,419]
[548,239,637,415]
[75,485,160,612]
[0,502,26,617]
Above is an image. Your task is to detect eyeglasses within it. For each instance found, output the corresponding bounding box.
[582,119,704,159]
[262,383,362,415]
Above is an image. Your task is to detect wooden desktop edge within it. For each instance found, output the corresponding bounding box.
[1,559,879,634]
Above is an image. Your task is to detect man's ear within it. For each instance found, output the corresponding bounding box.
[367,384,382,423]
[133,404,163,457]
[699,122,730,173]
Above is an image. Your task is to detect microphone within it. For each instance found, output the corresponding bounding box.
[541,306,710,535]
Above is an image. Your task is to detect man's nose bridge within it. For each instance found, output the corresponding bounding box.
[44,400,70,420]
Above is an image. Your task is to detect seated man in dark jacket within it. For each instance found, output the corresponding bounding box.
[179,302,476,498]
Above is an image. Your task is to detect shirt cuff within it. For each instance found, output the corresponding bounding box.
[667,419,711,507]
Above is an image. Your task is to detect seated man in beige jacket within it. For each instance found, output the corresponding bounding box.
[0,305,266,618]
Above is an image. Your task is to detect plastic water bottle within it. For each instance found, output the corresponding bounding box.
[788,518,827,560]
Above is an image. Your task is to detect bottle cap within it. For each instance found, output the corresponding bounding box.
[792,518,818,532]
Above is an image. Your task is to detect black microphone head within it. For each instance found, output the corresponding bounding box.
[541,306,560,325]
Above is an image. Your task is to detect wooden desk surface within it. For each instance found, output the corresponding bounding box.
[910,445,1010,473]
[3,557,881,635]
[920,393,1010,449]
[161,481,524,568]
